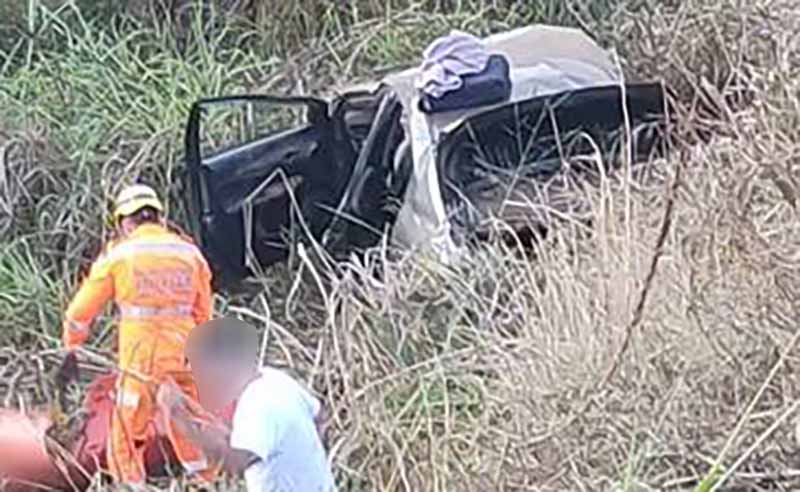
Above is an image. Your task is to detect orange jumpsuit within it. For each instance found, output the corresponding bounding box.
[63,223,213,483]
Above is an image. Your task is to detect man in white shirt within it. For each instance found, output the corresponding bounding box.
[156,317,336,492]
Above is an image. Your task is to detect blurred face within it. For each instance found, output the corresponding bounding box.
[189,352,256,410]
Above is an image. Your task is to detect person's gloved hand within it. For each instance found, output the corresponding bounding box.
[55,350,79,389]
[50,350,80,427]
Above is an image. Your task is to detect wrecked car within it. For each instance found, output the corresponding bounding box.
[183,25,669,289]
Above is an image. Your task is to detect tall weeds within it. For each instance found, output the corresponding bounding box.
[1,0,800,490]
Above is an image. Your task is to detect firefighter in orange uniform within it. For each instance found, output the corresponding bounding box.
[62,184,215,486]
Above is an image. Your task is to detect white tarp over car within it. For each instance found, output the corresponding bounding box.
[381,24,622,262]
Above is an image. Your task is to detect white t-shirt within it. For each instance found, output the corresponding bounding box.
[229,367,336,492]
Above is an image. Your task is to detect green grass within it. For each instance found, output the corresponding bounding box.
[0,238,63,345]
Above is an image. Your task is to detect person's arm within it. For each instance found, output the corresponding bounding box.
[63,249,115,349]
[158,382,258,475]
[192,251,213,325]
[172,403,259,474]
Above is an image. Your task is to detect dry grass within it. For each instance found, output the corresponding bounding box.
[2,0,800,491]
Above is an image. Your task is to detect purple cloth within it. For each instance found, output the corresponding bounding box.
[416,31,490,99]
[419,54,511,113]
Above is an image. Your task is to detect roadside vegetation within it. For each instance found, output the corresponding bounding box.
[1,0,799,490]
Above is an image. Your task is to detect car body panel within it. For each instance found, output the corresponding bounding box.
[436,82,668,243]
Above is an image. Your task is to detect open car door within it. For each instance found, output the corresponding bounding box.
[184,88,409,290]
[184,95,356,289]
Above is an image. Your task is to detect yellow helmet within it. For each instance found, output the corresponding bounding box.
[113,184,164,220]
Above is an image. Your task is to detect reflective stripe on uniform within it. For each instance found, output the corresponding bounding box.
[66,319,89,334]
[183,458,209,475]
[117,389,141,408]
[119,304,193,318]
[114,242,199,260]
[98,242,202,269]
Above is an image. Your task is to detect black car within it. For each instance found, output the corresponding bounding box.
[183,26,669,289]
